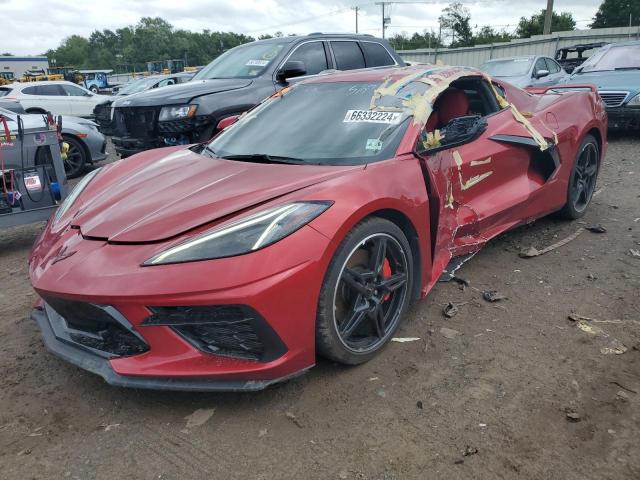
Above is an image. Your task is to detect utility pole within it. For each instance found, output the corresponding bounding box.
[352,6,359,33]
[543,0,554,35]
[381,3,386,38]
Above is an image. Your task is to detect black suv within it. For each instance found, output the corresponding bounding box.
[109,33,405,157]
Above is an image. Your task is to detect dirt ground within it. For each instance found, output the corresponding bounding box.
[0,136,638,480]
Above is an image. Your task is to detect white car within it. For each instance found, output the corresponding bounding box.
[0,81,112,117]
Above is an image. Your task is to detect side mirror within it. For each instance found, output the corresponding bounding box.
[535,69,550,79]
[216,115,240,131]
[276,61,307,82]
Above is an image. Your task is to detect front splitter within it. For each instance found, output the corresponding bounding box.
[31,307,310,392]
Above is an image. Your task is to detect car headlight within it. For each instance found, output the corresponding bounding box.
[159,104,197,121]
[144,201,332,265]
[54,167,101,223]
[626,92,640,107]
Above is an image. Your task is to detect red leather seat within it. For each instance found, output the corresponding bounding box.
[433,88,470,127]
[425,111,439,131]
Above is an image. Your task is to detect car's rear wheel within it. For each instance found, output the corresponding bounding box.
[316,217,414,365]
[61,135,87,178]
[557,134,599,220]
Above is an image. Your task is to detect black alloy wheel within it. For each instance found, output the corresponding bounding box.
[557,134,599,220]
[62,135,88,178]
[316,217,414,365]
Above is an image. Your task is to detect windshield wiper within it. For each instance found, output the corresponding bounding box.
[614,67,640,71]
[219,153,307,165]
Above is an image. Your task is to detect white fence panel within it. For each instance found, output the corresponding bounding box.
[399,26,640,67]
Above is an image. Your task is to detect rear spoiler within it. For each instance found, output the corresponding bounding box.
[525,84,598,95]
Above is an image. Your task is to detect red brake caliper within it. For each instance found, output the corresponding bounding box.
[382,258,392,301]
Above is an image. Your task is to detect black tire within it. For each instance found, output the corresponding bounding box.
[62,135,88,178]
[556,134,599,220]
[90,86,99,93]
[316,217,414,365]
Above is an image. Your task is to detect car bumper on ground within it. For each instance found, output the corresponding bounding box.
[29,224,332,391]
[606,106,640,130]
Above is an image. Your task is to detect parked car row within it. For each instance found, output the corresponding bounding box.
[2,37,637,182]
[479,40,640,131]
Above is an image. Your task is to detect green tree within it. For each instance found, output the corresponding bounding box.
[516,10,576,37]
[46,35,90,67]
[1,52,14,56]
[388,31,442,50]
[45,18,255,72]
[439,2,473,47]
[473,26,513,45]
[591,0,640,28]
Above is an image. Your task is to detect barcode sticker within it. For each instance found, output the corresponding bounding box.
[343,110,402,124]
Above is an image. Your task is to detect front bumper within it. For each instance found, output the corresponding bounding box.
[84,129,108,163]
[32,306,308,391]
[112,106,212,156]
[606,106,640,130]
[112,135,164,157]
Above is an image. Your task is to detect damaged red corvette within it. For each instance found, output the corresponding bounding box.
[29,66,607,391]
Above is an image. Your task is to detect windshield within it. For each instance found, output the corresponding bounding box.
[481,58,533,77]
[118,77,160,95]
[576,44,640,73]
[207,82,411,165]
[193,42,287,80]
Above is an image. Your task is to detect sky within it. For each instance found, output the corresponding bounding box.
[1,0,603,55]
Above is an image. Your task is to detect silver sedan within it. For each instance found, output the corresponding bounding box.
[480,55,569,88]
[0,99,106,177]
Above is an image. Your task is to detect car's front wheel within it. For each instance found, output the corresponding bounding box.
[62,135,88,178]
[316,217,414,365]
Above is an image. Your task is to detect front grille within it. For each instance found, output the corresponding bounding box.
[599,91,629,108]
[93,101,113,133]
[143,305,287,362]
[44,297,149,357]
[114,107,159,138]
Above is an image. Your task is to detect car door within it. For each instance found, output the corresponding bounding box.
[329,41,366,71]
[543,57,566,85]
[60,84,97,117]
[418,78,538,268]
[20,84,71,115]
[360,41,397,67]
[531,57,555,87]
[281,41,330,79]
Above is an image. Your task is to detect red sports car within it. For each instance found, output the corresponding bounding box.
[29,66,607,391]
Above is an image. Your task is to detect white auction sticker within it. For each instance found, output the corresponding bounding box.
[343,110,402,124]
[24,174,42,191]
[245,59,269,67]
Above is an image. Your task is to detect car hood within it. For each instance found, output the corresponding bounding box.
[112,79,253,107]
[71,146,361,243]
[566,70,640,93]
[490,75,529,88]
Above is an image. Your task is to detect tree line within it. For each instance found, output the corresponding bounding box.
[17,0,638,70]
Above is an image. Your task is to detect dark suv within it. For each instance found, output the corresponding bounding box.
[109,33,405,157]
